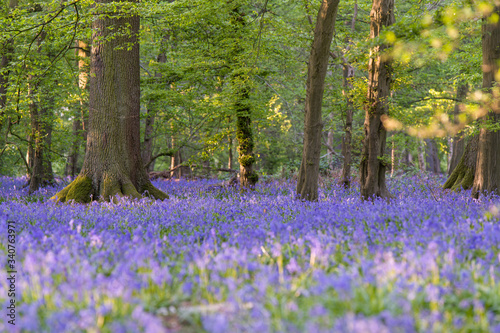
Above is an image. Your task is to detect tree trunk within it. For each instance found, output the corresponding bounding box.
[234,77,258,187]
[228,134,233,170]
[339,2,357,188]
[65,117,81,177]
[229,8,258,189]
[448,83,468,175]
[142,50,167,173]
[339,63,355,187]
[65,40,89,177]
[359,0,395,200]
[53,0,167,203]
[472,5,500,197]
[0,0,18,110]
[296,0,340,201]
[142,105,155,172]
[425,138,440,173]
[444,135,478,191]
[28,95,55,193]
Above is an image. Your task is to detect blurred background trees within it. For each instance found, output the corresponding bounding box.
[0,0,498,197]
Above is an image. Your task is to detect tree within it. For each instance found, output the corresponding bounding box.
[444,135,478,191]
[65,40,89,177]
[448,83,468,175]
[359,0,395,200]
[339,0,358,189]
[296,0,340,201]
[52,0,167,203]
[472,4,500,197]
[230,6,259,189]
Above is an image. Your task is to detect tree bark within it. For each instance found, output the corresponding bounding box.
[444,135,478,191]
[142,50,166,173]
[142,107,155,172]
[448,83,468,175]
[339,2,357,188]
[28,94,55,193]
[228,134,233,170]
[425,138,440,173]
[296,0,340,201]
[65,40,89,177]
[52,0,168,203]
[359,0,395,200]
[472,5,500,197]
[339,63,355,187]
[230,7,258,189]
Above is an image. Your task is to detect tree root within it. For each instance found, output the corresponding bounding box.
[51,175,93,203]
[51,174,168,203]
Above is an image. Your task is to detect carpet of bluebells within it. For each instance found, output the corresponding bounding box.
[0,174,499,333]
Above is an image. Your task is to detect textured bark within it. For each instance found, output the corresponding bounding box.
[448,83,468,175]
[472,6,500,197]
[0,45,12,112]
[53,0,167,203]
[297,0,340,201]
[444,135,478,191]
[425,139,440,173]
[359,0,395,200]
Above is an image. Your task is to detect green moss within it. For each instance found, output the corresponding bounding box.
[100,175,122,201]
[239,154,255,167]
[51,175,93,203]
[141,182,169,200]
[121,182,142,200]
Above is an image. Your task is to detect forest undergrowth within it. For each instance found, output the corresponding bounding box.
[0,173,499,332]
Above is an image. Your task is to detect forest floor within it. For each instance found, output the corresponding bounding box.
[0,174,499,332]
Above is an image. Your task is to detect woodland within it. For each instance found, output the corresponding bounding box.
[0,0,499,332]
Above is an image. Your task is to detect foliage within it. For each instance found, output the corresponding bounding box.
[0,176,499,331]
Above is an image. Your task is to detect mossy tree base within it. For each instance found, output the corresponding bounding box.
[52,174,168,203]
[51,1,168,205]
[443,135,478,192]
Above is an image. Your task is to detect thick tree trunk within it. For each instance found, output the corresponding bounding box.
[296,0,340,201]
[448,83,468,175]
[359,0,395,200]
[472,5,500,198]
[444,135,478,191]
[53,0,167,203]
[425,138,440,173]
